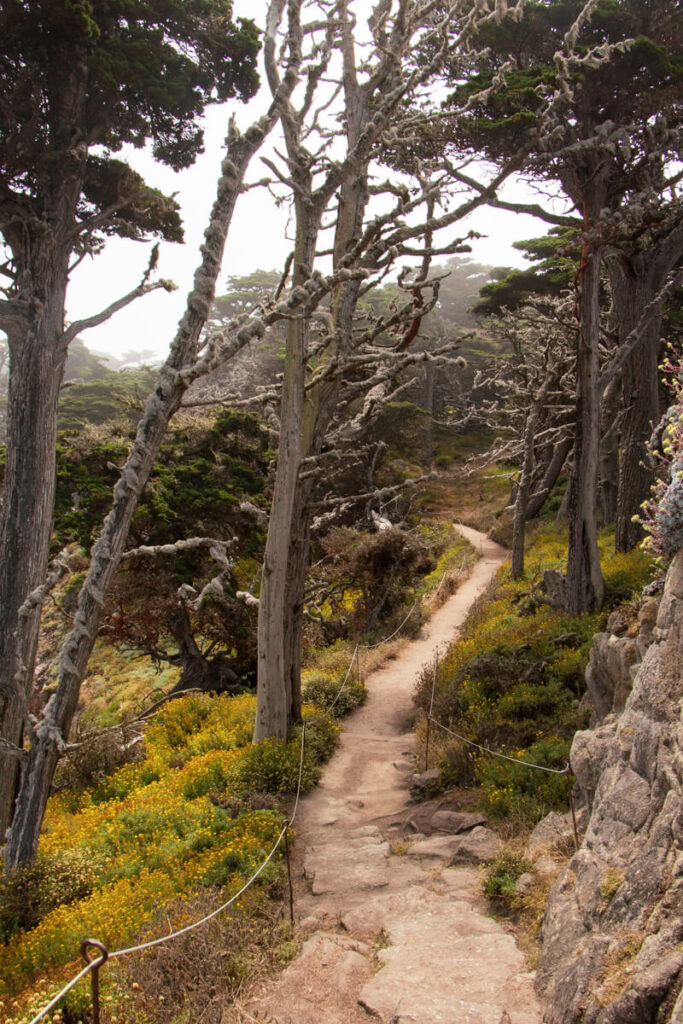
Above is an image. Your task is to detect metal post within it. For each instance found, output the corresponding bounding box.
[569,785,580,852]
[80,939,109,1024]
[425,650,438,770]
[283,822,295,924]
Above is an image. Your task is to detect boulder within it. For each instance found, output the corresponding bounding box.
[584,631,640,723]
[406,835,464,861]
[430,810,487,834]
[448,826,503,865]
[410,767,442,797]
[526,811,576,856]
[515,873,535,897]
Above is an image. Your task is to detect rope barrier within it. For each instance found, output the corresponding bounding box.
[427,716,570,775]
[359,597,420,649]
[327,643,360,712]
[28,724,307,1024]
[359,568,449,652]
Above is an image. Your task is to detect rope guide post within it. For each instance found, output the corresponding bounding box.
[80,939,108,1024]
[283,820,295,924]
[568,782,580,851]
[425,650,438,771]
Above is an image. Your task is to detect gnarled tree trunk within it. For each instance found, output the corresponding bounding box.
[0,248,71,842]
[564,177,606,613]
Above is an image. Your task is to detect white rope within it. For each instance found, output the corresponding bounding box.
[28,723,308,1022]
[289,721,306,825]
[327,644,360,711]
[428,717,570,775]
[109,822,288,959]
[360,598,419,649]
[360,568,449,650]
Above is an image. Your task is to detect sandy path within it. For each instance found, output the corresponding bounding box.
[231,527,542,1024]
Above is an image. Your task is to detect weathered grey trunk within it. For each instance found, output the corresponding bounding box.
[598,378,620,527]
[0,249,72,842]
[607,257,664,551]
[254,231,311,740]
[511,412,538,578]
[511,377,555,578]
[422,362,434,459]
[3,111,282,869]
[255,0,369,740]
[565,181,606,613]
[525,437,572,521]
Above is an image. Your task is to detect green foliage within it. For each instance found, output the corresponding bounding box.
[0,695,338,997]
[320,526,433,636]
[483,849,532,906]
[52,408,269,553]
[415,523,654,823]
[446,0,681,170]
[477,736,571,821]
[57,366,159,431]
[301,670,366,718]
[473,229,580,316]
[295,709,341,765]
[1,1,260,192]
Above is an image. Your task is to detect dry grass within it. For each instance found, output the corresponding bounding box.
[595,930,648,1007]
[104,888,298,1024]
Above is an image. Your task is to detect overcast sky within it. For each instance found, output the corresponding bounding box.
[63,0,566,362]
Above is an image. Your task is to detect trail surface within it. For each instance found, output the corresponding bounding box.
[231,526,541,1024]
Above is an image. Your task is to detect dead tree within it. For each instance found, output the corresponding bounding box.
[249,0,526,741]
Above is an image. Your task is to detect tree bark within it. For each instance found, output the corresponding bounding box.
[525,437,572,520]
[607,256,665,551]
[598,378,620,527]
[565,180,606,613]
[0,266,70,842]
[2,108,284,869]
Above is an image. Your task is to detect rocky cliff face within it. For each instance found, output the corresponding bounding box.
[537,552,683,1024]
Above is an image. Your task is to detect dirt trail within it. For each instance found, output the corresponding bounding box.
[231,527,541,1024]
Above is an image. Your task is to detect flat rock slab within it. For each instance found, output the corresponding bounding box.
[431,810,488,834]
[306,834,384,856]
[304,842,391,895]
[358,902,540,1024]
[406,827,502,864]
[406,834,465,860]
[243,933,371,1024]
[449,826,504,865]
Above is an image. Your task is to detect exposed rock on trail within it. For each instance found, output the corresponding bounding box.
[228,527,542,1024]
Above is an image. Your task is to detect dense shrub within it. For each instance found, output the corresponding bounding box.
[0,849,103,944]
[301,669,366,718]
[484,849,532,906]
[414,523,653,823]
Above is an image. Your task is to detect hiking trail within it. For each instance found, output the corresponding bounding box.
[228,526,541,1024]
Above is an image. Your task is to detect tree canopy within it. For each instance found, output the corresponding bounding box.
[0,0,259,257]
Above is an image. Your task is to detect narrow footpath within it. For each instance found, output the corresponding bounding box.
[231,527,542,1024]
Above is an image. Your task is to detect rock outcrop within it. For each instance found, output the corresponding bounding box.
[584,597,659,724]
[537,552,683,1024]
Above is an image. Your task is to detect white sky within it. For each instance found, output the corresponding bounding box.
[63,0,567,362]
